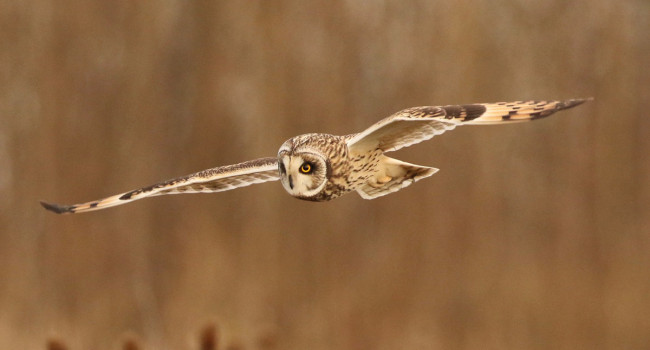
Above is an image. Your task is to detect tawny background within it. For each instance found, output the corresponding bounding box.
[1,1,649,349]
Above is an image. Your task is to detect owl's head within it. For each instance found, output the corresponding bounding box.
[277,135,331,201]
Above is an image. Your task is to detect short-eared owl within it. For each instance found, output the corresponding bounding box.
[41,98,590,214]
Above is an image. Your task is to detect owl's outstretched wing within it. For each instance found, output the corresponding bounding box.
[347,98,591,153]
[41,157,280,214]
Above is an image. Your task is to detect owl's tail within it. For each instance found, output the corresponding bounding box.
[356,157,437,199]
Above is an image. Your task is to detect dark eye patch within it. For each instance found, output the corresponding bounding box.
[300,161,315,174]
[279,162,286,174]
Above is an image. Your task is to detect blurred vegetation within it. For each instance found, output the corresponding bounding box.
[1,0,649,349]
[46,322,273,350]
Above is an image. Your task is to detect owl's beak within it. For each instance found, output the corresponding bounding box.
[288,175,294,189]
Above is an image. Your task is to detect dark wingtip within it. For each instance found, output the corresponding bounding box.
[558,97,593,110]
[40,201,75,214]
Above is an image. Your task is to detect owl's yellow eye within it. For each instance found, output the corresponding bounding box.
[299,162,313,174]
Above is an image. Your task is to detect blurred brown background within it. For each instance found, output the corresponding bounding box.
[1,0,649,349]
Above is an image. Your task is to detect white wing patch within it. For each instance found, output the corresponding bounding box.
[41,157,280,214]
[346,107,458,152]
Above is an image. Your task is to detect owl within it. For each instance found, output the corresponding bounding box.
[41,98,590,214]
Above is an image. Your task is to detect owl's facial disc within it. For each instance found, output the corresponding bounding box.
[278,151,328,199]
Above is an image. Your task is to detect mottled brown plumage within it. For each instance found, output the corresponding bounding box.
[41,98,590,214]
